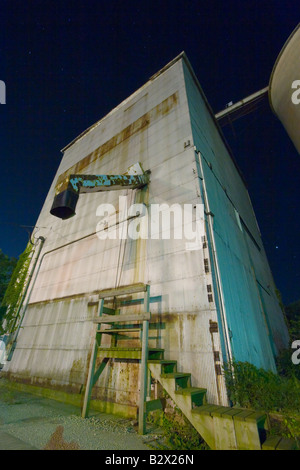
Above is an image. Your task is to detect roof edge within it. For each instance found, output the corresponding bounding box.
[59,50,249,190]
[60,52,186,153]
[180,52,249,188]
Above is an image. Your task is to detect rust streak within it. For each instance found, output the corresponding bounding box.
[56,92,179,194]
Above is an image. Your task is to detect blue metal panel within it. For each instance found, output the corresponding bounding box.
[182,60,285,371]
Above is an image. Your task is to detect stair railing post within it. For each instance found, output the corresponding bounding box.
[138,285,150,435]
[139,320,149,434]
[82,298,104,418]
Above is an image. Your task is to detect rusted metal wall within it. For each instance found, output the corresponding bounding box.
[5,52,288,415]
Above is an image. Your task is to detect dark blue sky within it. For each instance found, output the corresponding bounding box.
[0,0,299,305]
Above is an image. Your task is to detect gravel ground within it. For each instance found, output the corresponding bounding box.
[0,378,166,451]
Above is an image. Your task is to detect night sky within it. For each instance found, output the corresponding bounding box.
[0,1,299,305]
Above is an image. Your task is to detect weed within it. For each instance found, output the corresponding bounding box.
[147,403,209,450]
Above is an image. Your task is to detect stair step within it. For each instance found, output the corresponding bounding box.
[148,359,177,372]
[99,346,141,350]
[192,405,267,424]
[98,347,142,359]
[175,386,207,396]
[160,372,191,379]
[97,347,163,360]
[211,406,232,417]
[261,435,282,450]
[148,348,165,360]
[192,404,223,416]
[148,357,295,450]
[213,407,245,419]
[148,352,295,451]
[98,282,148,298]
[93,312,150,324]
[147,360,177,364]
[262,435,297,450]
[100,328,141,334]
[175,387,207,407]
[276,437,297,450]
[233,410,266,425]
[160,372,191,391]
[103,306,119,315]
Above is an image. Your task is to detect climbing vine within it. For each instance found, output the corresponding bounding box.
[0,242,34,334]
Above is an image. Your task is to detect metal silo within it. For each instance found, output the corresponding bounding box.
[269,23,300,154]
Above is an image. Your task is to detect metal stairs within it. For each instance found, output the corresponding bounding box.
[81,282,296,450]
[148,357,297,450]
[81,283,154,434]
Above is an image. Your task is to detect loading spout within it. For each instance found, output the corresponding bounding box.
[50,163,150,220]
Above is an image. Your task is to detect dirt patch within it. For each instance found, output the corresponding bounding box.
[44,425,80,450]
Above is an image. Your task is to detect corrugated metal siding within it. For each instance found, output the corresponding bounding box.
[6,57,226,408]
[182,59,289,371]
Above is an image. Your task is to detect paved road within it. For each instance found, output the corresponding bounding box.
[0,431,38,450]
[0,379,163,451]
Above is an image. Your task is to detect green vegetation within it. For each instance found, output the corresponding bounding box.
[146,298,300,450]
[223,361,300,412]
[159,407,208,450]
[223,299,300,447]
[277,299,300,380]
[0,243,33,334]
[147,405,209,450]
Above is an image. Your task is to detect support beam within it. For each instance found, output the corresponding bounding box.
[93,312,151,324]
[215,87,268,126]
[98,283,148,298]
[138,285,150,435]
[92,358,109,387]
[82,298,104,418]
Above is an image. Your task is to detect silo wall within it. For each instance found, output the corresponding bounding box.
[4,53,289,417]
[269,23,300,155]
[4,55,228,414]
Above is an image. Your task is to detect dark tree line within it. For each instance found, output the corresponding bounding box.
[0,249,17,321]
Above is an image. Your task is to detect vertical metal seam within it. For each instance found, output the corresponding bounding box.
[196,149,233,366]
